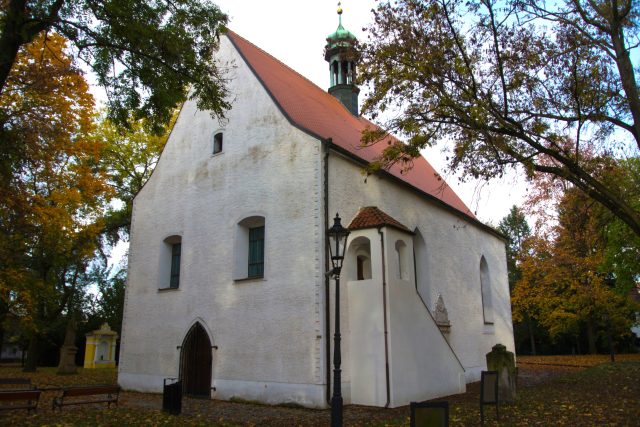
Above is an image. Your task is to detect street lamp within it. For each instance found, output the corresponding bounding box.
[327,213,350,427]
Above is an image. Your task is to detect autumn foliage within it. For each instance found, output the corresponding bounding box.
[511,172,639,354]
[0,33,111,370]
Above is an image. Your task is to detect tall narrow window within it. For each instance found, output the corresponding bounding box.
[480,256,494,324]
[248,226,264,278]
[213,132,223,154]
[170,242,181,288]
[234,216,265,280]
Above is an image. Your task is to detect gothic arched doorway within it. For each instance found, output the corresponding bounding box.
[180,322,212,397]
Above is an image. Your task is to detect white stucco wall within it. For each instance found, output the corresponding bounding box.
[120,32,514,409]
[344,227,465,407]
[119,35,328,408]
[383,227,465,406]
[345,229,387,407]
[328,153,515,387]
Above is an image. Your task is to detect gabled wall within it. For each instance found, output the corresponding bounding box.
[119,35,328,407]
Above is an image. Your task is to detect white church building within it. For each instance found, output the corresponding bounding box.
[118,11,515,408]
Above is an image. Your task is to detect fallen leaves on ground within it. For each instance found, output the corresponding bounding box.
[0,354,639,426]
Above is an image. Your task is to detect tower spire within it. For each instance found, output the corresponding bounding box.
[324,2,360,116]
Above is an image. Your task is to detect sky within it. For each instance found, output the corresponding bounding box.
[213,0,527,225]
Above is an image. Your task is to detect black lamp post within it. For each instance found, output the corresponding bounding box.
[327,213,350,427]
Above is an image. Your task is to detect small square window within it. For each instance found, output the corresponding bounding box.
[213,132,223,154]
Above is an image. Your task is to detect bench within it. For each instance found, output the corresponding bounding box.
[52,385,120,411]
[0,389,41,413]
[0,378,33,389]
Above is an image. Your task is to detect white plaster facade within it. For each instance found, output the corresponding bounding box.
[118,33,515,409]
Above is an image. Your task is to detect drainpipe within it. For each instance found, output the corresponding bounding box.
[323,138,332,405]
[378,226,391,408]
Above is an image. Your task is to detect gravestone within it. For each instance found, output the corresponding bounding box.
[485,343,516,403]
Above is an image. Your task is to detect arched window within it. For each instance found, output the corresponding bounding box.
[344,236,372,281]
[413,228,431,308]
[213,132,223,154]
[480,256,494,324]
[356,254,371,280]
[234,216,265,280]
[395,240,409,280]
[161,235,182,289]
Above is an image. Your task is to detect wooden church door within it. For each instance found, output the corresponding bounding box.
[180,323,212,397]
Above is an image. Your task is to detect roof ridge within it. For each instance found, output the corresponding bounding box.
[224,29,489,230]
[225,29,332,104]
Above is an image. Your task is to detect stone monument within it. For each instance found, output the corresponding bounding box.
[434,294,451,336]
[57,318,78,374]
[486,343,516,403]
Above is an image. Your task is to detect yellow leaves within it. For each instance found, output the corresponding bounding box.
[0,32,109,333]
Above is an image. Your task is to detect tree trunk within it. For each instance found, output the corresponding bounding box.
[0,0,29,94]
[586,319,597,355]
[23,335,38,372]
[0,327,4,359]
[527,315,537,355]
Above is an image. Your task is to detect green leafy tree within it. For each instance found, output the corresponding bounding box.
[95,113,173,243]
[0,0,230,133]
[498,205,531,288]
[598,158,640,292]
[82,258,125,336]
[360,0,640,236]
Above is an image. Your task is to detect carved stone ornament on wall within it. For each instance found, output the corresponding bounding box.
[434,294,451,334]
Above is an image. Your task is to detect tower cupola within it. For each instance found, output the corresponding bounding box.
[325,3,360,116]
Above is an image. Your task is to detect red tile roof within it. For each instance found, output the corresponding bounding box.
[348,207,412,233]
[226,31,475,219]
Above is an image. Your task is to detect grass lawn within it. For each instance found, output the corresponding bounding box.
[0,354,638,426]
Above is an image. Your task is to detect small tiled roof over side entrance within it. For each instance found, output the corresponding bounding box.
[225,31,476,221]
[348,207,412,233]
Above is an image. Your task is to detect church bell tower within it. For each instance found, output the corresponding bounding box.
[325,3,360,116]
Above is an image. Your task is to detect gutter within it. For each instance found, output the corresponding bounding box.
[323,138,331,406]
[378,227,391,408]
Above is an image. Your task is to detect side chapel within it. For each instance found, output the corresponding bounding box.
[118,8,515,408]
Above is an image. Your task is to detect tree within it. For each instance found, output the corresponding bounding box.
[0,33,110,371]
[0,0,230,133]
[513,184,638,354]
[498,205,531,288]
[598,158,640,292]
[95,112,175,243]
[360,0,640,236]
[498,205,538,353]
[88,261,125,335]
